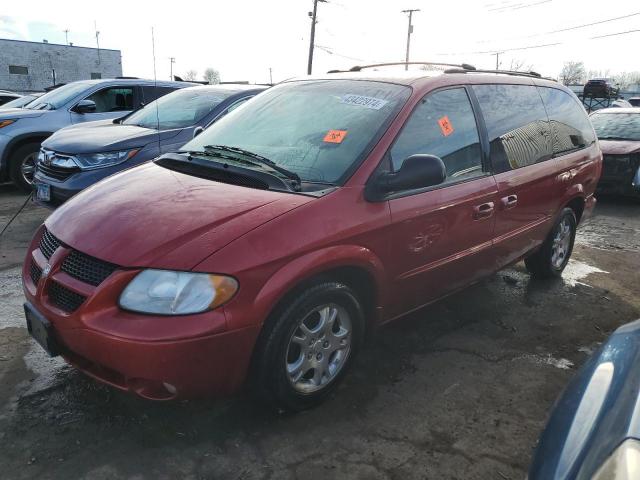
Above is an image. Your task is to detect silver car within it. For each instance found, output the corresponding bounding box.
[0,78,192,190]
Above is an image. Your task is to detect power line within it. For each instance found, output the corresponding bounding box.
[591,28,640,39]
[488,0,552,13]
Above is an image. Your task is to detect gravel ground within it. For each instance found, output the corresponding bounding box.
[0,184,638,480]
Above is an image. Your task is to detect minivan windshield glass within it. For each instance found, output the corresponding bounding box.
[26,81,93,110]
[125,88,234,130]
[591,112,640,141]
[183,80,411,184]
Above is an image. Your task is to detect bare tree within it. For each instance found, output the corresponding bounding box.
[559,61,586,85]
[184,70,198,81]
[203,68,220,84]
[508,58,532,72]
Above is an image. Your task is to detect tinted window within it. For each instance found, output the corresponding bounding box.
[390,88,483,184]
[141,86,176,104]
[125,87,234,130]
[538,87,595,155]
[590,112,640,141]
[473,84,552,173]
[185,80,411,184]
[85,87,134,112]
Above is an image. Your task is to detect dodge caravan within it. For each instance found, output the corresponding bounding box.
[23,64,602,410]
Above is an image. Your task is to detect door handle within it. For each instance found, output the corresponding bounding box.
[473,202,495,220]
[501,194,518,209]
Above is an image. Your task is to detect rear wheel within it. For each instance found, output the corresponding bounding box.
[9,142,40,192]
[525,208,577,278]
[251,282,364,411]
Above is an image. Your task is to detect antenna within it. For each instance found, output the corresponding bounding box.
[151,27,161,156]
[94,21,101,63]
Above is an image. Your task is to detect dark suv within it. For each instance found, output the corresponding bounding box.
[583,79,620,98]
[34,84,267,207]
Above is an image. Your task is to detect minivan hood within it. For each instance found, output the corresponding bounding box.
[46,162,312,269]
[43,122,179,154]
[599,139,640,156]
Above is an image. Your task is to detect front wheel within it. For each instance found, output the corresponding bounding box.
[251,282,364,411]
[525,208,577,278]
[9,142,40,192]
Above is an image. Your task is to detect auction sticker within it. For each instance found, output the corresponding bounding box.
[438,116,454,136]
[323,129,348,143]
[341,94,389,110]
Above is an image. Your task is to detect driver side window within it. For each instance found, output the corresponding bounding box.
[390,87,483,185]
[85,87,134,113]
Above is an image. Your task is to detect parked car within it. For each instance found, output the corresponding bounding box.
[23,67,601,410]
[0,78,193,191]
[33,84,267,207]
[628,97,640,107]
[0,93,43,110]
[583,79,620,98]
[590,108,640,197]
[0,90,23,106]
[610,99,633,108]
[528,319,640,480]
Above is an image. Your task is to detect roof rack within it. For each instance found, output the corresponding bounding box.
[346,61,476,72]
[444,68,555,81]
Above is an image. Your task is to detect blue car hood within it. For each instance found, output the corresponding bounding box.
[43,122,182,154]
[528,319,640,480]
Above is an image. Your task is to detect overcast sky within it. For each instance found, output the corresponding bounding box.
[1,0,639,83]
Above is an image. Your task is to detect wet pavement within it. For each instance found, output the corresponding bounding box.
[0,184,638,480]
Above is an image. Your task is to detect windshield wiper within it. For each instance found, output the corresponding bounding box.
[203,145,301,187]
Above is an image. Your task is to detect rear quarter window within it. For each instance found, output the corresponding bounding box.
[537,87,595,155]
[472,84,552,174]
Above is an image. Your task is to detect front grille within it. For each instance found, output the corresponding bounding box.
[48,281,86,313]
[30,262,42,285]
[36,160,79,181]
[39,228,61,259]
[602,154,634,178]
[61,250,117,287]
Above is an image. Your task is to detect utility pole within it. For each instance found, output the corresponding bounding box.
[402,9,420,71]
[94,21,101,63]
[169,57,175,80]
[63,29,70,45]
[492,52,503,70]
[307,0,327,75]
[269,67,273,84]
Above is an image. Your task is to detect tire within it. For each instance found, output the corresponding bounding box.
[525,208,577,278]
[251,282,365,411]
[9,142,40,192]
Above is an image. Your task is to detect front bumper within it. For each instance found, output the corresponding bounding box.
[22,227,261,400]
[596,156,640,198]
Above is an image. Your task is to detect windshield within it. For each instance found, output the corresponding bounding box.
[26,81,93,110]
[125,87,234,130]
[183,80,411,184]
[591,113,640,141]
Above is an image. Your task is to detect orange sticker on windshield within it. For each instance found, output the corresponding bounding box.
[323,129,348,143]
[438,116,454,137]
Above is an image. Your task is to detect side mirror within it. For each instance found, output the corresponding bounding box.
[193,126,204,138]
[366,154,446,201]
[73,99,97,114]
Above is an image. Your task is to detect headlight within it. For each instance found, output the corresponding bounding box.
[0,119,16,129]
[592,439,640,480]
[119,270,238,315]
[74,148,139,169]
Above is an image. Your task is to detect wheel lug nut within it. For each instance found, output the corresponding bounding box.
[323,341,329,348]
[316,353,322,360]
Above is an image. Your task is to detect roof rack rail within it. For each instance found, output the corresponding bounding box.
[444,68,556,81]
[346,61,476,72]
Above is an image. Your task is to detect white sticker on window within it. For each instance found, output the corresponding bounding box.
[340,94,389,110]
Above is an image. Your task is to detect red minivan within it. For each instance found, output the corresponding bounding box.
[23,65,601,410]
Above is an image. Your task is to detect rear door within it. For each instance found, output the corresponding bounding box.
[384,87,499,317]
[537,87,599,207]
[472,84,558,267]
